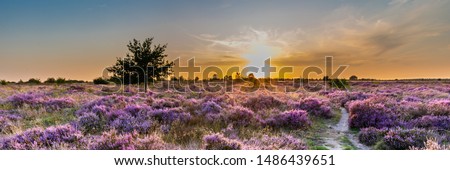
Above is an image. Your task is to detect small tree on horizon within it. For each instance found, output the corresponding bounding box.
[107,38,174,92]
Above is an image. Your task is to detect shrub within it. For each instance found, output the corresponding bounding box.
[225,106,255,126]
[265,110,311,129]
[244,135,308,150]
[89,130,167,150]
[148,108,191,124]
[0,124,83,150]
[78,112,104,134]
[243,95,283,111]
[295,98,333,118]
[382,128,434,150]
[44,78,56,84]
[407,116,450,130]
[26,78,41,84]
[152,98,181,109]
[6,92,44,107]
[56,78,66,84]
[426,100,450,116]
[43,98,75,111]
[348,99,396,129]
[396,101,428,120]
[203,133,242,150]
[200,101,222,114]
[93,77,109,85]
[1,80,7,85]
[358,127,388,146]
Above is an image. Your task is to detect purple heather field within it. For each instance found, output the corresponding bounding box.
[1,81,450,150]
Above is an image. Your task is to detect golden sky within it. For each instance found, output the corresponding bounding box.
[1,0,449,81]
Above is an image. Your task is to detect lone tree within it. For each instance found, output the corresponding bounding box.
[108,38,174,92]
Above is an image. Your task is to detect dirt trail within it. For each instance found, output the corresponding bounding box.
[322,108,370,150]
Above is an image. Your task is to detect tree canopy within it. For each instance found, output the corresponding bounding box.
[108,38,174,85]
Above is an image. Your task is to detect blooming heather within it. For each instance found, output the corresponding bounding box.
[265,110,311,129]
[0,124,83,150]
[348,99,397,129]
[294,98,333,118]
[243,95,283,111]
[407,115,450,130]
[225,106,256,126]
[382,128,434,150]
[358,127,388,146]
[203,133,242,150]
[89,130,167,150]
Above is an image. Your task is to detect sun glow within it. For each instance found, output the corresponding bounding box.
[243,41,280,78]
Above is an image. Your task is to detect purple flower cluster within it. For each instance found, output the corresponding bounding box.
[6,92,45,107]
[243,95,283,111]
[44,98,75,111]
[407,116,450,130]
[426,100,450,116]
[203,133,242,150]
[5,92,75,111]
[152,98,181,109]
[89,130,167,150]
[294,98,333,118]
[265,110,311,129]
[383,128,433,150]
[244,135,308,150]
[0,124,82,150]
[225,106,256,126]
[358,127,388,146]
[348,98,397,129]
[197,100,223,122]
[76,95,190,134]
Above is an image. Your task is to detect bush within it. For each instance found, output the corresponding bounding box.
[265,110,311,129]
[43,98,75,111]
[408,116,450,130]
[294,98,333,118]
[56,78,66,84]
[93,77,109,85]
[89,130,167,150]
[0,125,83,150]
[358,127,388,146]
[44,78,56,84]
[203,133,242,150]
[78,112,104,134]
[382,128,434,150]
[6,92,45,107]
[426,100,450,116]
[348,99,397,129]
[243,95,283,111]
[225,106,255,126]
[0,80,7,85]
[26,78,41,84]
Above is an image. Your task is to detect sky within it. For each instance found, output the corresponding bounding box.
[1,0,450,81]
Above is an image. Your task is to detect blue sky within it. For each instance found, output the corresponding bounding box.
[1,0,450,81]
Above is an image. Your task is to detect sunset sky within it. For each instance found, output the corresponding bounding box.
[1,0,450,81]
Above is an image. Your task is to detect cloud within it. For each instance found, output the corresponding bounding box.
[191,0,450,75]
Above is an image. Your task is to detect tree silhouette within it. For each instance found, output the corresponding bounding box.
[108,38,174,92]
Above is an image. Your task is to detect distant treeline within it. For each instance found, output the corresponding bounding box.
[1,77,450,86]
[0,78,86,85]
